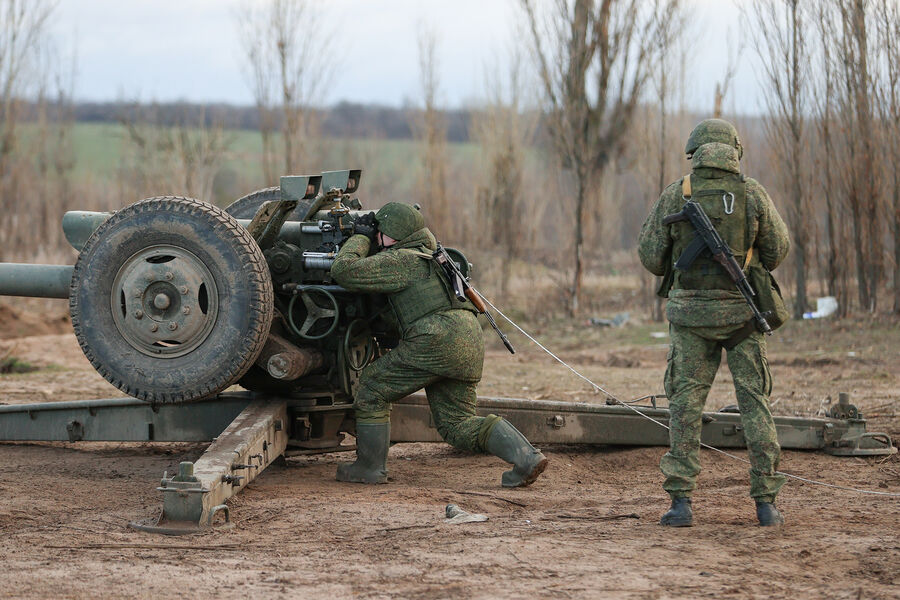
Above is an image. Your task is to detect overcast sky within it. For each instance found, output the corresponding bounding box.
[51,0,762,113]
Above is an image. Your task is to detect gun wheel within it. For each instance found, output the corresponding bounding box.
[69,196,273,403]
[226,187,309,221]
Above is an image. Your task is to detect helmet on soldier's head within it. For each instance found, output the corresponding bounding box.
[375,202,425,240]
[685,118,743,159]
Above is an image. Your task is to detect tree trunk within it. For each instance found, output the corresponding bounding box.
[894,181,900,313]
[822,118,838,299]
[260,126,274,185]
[571,170,587,316]
[849,193,870,310]
[789,0,807,318]
[790,142,807,318]
[853,0,879,312]
[500,258,511,298]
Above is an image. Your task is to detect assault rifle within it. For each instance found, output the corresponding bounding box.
[662,201,772,336]
[433,244,516,354]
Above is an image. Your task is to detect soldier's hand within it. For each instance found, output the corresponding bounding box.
[353,212,378,241]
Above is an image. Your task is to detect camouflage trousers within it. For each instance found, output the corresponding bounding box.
[353,341,500,453]
[661,323,786,501]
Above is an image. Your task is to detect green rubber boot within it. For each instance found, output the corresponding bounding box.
[336,422,389,484]
[756,501,785,526]
[660,497,693,527]
[485,419,548,487]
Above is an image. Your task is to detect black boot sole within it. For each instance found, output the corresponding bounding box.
[659,517,693,527]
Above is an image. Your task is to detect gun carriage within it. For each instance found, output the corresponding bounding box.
[0,170,893,534]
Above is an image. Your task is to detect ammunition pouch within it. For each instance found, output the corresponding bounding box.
[747,262,789,331]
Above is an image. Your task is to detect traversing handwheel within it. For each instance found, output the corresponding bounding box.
[343,318,376,371]
[287,286,340,340]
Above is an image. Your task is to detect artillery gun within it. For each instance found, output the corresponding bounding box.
[0,169,893,534]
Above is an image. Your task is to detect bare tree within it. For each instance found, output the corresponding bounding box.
[636,8,690,321]
[413,27,451,242]
[835,0,882,312]
[471,49,538,295]
[712,30,744,119]
[120,104,231,204]
[875,0,900,313]
[0,0,54,181]
[747,0,811,319]
[240,16,277,185]
[0,0,76,262]
[520,0,683,315]
[810,0,845,312]
[30,33,76,255]
[237,0,329,183]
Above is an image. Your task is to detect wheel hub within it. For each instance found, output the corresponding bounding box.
[111,245,219,357]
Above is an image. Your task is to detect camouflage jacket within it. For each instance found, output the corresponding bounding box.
[638,143,791,327]
[331,228,484,380]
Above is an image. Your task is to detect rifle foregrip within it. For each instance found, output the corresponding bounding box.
[465,288,487,313]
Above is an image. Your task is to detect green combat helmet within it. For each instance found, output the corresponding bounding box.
[375,202,424,240]
[685,118,743,159]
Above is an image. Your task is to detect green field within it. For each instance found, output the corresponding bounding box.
[59,122,482,208]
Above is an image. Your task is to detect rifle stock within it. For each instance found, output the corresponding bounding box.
[464,287,487,313]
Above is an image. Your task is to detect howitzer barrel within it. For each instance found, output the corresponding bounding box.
[63,211,347,252]
[0,264,74,298]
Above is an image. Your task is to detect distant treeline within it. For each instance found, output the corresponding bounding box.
[60,101,475,143]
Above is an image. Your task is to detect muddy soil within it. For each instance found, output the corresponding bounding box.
[0,314,898,599]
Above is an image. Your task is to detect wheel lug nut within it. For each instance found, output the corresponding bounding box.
[182,306,191,315]
[133,289,142,298]
[145,272,155,281]
[165,272,174,281]
[179,286,188,295]
[134,310,143,319]
[149,323,159,332]
[168,322,178,331]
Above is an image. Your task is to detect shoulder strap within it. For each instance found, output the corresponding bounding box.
[682,174,692,199]
[743,176,753,271]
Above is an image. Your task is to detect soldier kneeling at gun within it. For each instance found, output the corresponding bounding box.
[330,201,548,487]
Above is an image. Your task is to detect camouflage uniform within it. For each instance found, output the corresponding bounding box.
[331,229,501,452]
[331,202,547,488]
[638,125,790,503]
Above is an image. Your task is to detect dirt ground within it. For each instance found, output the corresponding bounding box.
[0,301,898,599]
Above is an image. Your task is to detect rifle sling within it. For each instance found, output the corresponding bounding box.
[723,311,773,350]
[722,319,758,350]
[743,246,754,270]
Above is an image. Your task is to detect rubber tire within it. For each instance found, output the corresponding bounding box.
[69,196,274,403]
[226,188,374,397]
[227,188,309,396]
[226,186,307,221]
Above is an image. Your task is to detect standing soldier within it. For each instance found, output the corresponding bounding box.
[330,202,548,487]
[638,119,790,527]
